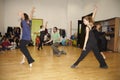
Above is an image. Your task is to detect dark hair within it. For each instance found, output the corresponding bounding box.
[40,25,43,29]
[24,13,29,21]
[20,13,30,28]
[53,27,58,30]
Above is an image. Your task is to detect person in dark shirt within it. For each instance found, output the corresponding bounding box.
[38,21,48,50]
[38,25,46,50]
[93,24,106,59]
[71,6,108,69]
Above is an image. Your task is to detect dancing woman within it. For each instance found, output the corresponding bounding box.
[71,7,108,69]
[19,7,35,68]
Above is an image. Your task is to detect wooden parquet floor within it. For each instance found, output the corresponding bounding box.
[0,46,120,80]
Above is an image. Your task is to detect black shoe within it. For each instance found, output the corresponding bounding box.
[100,65,108,69]
[71,64,76,68]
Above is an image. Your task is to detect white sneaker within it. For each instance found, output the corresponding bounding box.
[20,60,25,64]
[29,63,32,68]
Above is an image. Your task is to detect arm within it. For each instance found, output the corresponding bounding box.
[34,32,39,34]
[83,27,89,50]
[18,11,23,19]
[92,6,97,21]
[45,39,53,44]
[45,33,53,44]
[29,7,35,20]
[44,21,48,28]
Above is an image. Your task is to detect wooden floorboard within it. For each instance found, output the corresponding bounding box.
[0,46,120,80]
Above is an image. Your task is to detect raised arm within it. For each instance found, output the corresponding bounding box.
[29,7,35,20]
[92,6,97,21]
[44,21,48,28]
[18,11,23,19]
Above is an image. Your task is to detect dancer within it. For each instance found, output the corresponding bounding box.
[71,7,108,69]
[19,7,35,68]
[45,27,66,57]
[38,22,48,50]
[93,24,106,59]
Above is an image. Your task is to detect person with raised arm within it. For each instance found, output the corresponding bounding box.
[71,6,108,69]
[38,21,48,50]
[19,7,35,68]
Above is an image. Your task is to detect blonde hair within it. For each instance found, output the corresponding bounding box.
[84,16,94,26]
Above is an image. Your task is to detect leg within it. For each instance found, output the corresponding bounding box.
[38,38,43,50]
[52,49,56,54]
[51,42,61,56]
[40,39,43,49]
[93,46,108,68]
[38,37,41,50]
[71,46,91,68]
[20,55,25,64]
[19,40,34,65]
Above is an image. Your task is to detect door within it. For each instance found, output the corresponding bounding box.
[31,19,43,45]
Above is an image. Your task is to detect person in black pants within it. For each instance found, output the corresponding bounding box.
[93,24,106,59]
[38,22,48,50]
[71,7,108,69]
[38,25,46,50]
[19,7,35,68]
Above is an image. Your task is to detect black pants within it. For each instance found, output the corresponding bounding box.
[19,40,34,64]
[73,43,107,67]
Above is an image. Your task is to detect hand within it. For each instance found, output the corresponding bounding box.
[92,5,97,14]
[94,5,97,10]
[18,11,23,17]
[31,7,35,13]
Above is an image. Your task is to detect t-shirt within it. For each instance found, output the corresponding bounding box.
[39,28,46,39]
[51,32,60,43]
[21,20,31,40]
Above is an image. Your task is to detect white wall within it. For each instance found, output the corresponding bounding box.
[4,0,68,36]
[82,0,120,21]
[67,0,120,36]
[3,0,120,37]
[0,0,5,35]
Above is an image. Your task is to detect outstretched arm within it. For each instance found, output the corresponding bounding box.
[18,7,35,20]
[45,39,53,44]
[44,21,48,28]
[18,11,23,19]
[29,7,35,20]
[92,6,97,21]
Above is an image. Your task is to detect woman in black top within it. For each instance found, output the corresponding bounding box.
[71,7,108,69]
